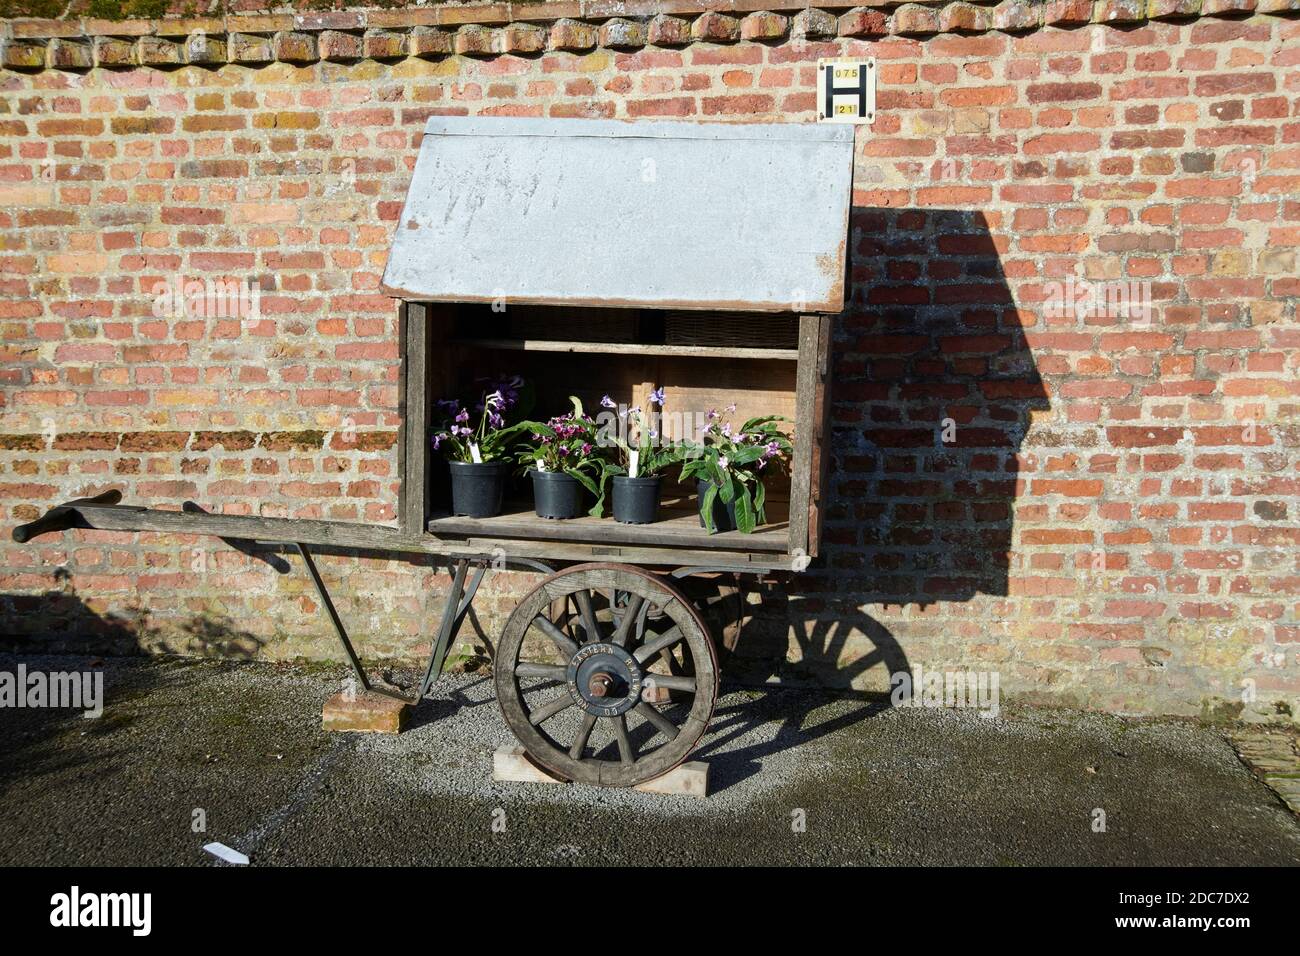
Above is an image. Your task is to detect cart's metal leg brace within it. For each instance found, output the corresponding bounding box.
[295,543,486,705]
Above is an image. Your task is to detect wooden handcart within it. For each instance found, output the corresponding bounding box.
[12,118,854,788]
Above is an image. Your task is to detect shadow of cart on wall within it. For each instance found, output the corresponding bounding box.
[685,206,1050,790]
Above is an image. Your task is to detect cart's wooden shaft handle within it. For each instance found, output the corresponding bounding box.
[11,490,123,543]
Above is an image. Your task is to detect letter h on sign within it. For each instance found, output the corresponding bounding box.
[816,59,877,125]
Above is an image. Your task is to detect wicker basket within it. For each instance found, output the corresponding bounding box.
[665,312,799,350]
[508,308,639,344]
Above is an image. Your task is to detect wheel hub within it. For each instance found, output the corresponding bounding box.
[567,642,642,717]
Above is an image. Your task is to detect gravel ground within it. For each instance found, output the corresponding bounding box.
[1,653,1298,866]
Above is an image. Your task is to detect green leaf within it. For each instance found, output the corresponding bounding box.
[699,481,718,534]
[569,469,599,497]
[754,479,766,526]
[515,420,556,439]
[714,466,733,502]
[679,459,708,482]
[740,414,789,433]
[588,464,613,518]
[729,446,766,466]
[735,484,755,534]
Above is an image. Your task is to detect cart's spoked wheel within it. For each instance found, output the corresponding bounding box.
[495,563,719,788]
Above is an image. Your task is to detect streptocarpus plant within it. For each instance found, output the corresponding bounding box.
[679,405,793,534]
[516,396,618,517]
[430,374,532,463]
[598,385,682,479]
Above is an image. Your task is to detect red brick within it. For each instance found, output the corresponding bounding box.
[0,8,1294,729]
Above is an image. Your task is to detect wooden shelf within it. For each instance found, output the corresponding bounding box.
[426,501,791,553]
[450,338,799,361]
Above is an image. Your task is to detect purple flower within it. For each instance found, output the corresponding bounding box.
[648,387,665,406]
[581,442,592,455]
[707,409,718,421]
[431,432,444,450]
[600,395,616,409]
[498,375,523,406]
[455,408,469,424]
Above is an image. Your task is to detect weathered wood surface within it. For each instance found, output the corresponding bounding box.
[787,315,820,557]
[10,489,122,543]
[397,302,410,537]
[13,499,795,570]
[806,314,834,560]
[452,338,798,361]
[493,745,710,798]
[401,302,429,536]
[428,506,790,552]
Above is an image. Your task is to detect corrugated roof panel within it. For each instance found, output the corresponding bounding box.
[381,117,854,313]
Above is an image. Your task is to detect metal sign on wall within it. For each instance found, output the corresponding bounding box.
[816,58,877,125]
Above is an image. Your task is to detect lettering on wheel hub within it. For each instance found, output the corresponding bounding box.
[566,642,642,717]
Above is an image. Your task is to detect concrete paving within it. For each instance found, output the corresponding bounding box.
[1,653,1298,866]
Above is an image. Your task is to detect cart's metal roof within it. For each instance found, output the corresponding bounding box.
[380,117,854,313]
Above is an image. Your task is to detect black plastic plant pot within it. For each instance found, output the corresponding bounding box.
[448,460,508,518]
[697,478,738,533]
[531,469,585,520]
[612,475,661,524]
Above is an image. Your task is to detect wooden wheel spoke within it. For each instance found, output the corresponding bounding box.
[614,715,635,765]
[528,693,574,726]
[533,613,579,658]
[634,702,679,741]
[496,564,717,787]
[633,625,684,665]
[556,604,572,642]
[514,662,567,680]
[569,713,597,759]
[574,589,603,644]
[610,594,645,647]
[647,673,695,693]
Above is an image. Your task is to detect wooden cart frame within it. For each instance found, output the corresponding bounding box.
[400,303,836,570]
[12,118,853,788]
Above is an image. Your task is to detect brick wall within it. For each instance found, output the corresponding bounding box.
[1,2,1297,722]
